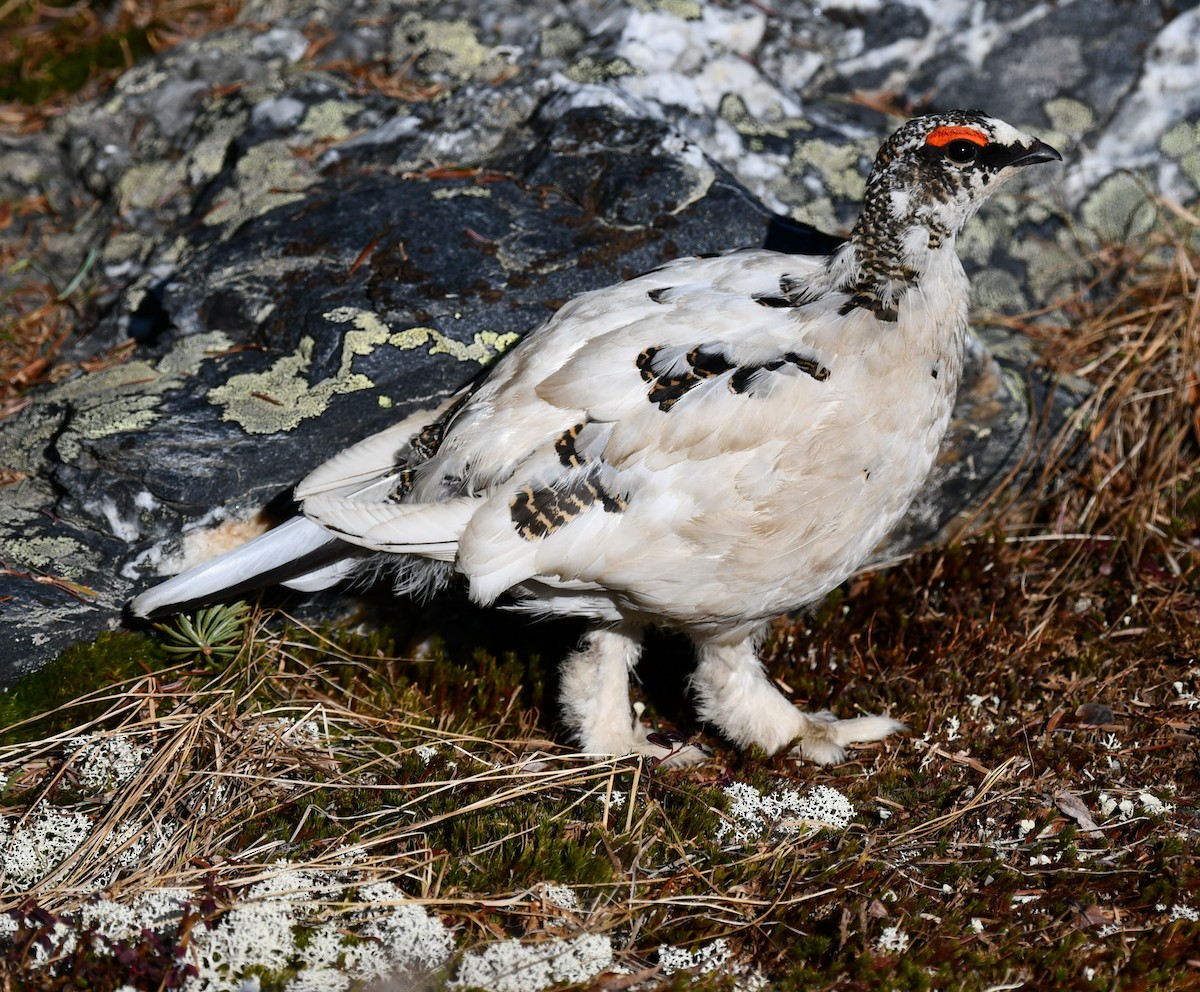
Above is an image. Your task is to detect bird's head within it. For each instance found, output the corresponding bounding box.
[858,110,1062,245]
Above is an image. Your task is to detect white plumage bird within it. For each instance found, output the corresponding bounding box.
[131,110,1060,764]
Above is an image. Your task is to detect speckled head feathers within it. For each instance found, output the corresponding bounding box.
[864,110,1062,225]
[830,110,1061,317]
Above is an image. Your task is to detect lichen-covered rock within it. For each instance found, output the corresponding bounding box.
[3,0,1195,676]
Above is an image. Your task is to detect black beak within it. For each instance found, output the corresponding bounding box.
[1009,138,1063,167]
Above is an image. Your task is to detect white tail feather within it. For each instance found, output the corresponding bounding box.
[129,516,338,618]
[301,493,477,555]
[281,558,362,592]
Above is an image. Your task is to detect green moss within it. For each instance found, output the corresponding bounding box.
[665,783,727,842]
[437,808,616,896]
[0,630,169,744]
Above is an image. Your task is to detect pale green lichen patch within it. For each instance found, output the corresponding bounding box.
[327,306,519,365]
[1,406,63,476]
[101,230,153,270]
[324,306,392,341]
[540,22,584,59]
[784,138,871,232]
[419,18,490,75]
[1160,121,1200,191]
[787,138,869,201]
[114,92,250,215]
[116,159,188,213]
[1079,172,1158,244]
[0,468,106,586]
[57,395,164,462]
[155,332,235,377]
[0,470,92,578]
[787,196,839,234]
[1042,97,1095,145]
[51,331,234,462]
[970,267,1025,315]
[390,324,519,365]
[393,15,510,82]
[0,535,101,602]
[206,337,375,435]
[657,0,703,20]
[431,186,492,200]
[1008,229,1080,306]
[958,210,1000,264]
[2,535,88,572]
[104,62,168,103]
[187,105,253,187]
[717,94,805,140]
[299,99,357,142]
[564,55,638,84]
[202,140,312,229]
[208,309,517,435]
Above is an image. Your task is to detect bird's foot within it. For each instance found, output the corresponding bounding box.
[629,734,712,767]
[792,711,907,765]
[627,703,713,767]
[576,702,711,766]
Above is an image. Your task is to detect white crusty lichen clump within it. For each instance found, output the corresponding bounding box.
[0,862,626,991]
[340,881,456,983]
[659,937,732,975]
[716,782,856,843]
[67,733,154,793]
[0,803,92,890]
[658,937,768,990]
[450,933,614,992]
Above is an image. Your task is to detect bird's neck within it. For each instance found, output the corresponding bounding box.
[827,188,961,318]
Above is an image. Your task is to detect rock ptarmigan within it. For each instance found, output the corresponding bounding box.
[131,110,1061,764]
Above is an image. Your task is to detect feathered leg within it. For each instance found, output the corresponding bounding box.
[690,637,905,764]
[558,627,712,763]
[558,627,645,754]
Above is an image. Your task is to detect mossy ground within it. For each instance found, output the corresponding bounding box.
[0,1,238,107]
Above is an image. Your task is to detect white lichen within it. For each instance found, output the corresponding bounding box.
[342,881,454,982]
[717,782,855,843]
[450,934,613,992]
[0,804,92,890]
[659,937,732,975]
[876,925,910,953]
[189,875,302,991]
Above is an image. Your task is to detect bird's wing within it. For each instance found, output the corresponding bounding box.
[424,248,840,486]
[302,494,477,558]
[426,248,858,605]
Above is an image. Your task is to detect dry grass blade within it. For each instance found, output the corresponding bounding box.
[885,757,1023,845]
[1027,224,1200,573]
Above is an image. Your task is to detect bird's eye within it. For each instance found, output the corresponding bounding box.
[945,140,979,165]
